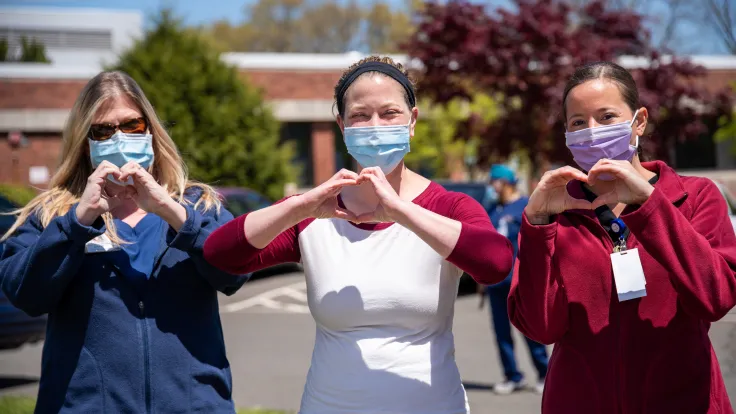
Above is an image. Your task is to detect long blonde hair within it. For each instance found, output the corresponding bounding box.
[2,71,221,244]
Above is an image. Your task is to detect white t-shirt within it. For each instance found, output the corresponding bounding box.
[203,182,514,414]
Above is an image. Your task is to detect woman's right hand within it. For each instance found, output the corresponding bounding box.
[525,166,592,224]
[76,161,127,226]
[296,169,359,220]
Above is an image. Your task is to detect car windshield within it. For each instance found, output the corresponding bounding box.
[718,184,736,216]
[439,183,487,204]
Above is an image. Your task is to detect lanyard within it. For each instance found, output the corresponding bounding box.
[611,218,628,253]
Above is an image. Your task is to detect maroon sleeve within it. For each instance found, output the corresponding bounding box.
[203,199,306,275]
[508,214,569,344]
[623,181,736,321]
[442,192,513,285]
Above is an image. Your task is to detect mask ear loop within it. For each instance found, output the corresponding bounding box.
[630,109,640,149]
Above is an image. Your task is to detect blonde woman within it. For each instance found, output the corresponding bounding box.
[0,71,248,413]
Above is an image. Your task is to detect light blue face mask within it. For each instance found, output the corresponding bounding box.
[343,121,411,174]
[89,131,154,185]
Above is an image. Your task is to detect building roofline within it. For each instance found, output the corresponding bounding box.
[0,6,142,18]
[1,52,734,79]
[0,63,99,79]
[225,52,736,71]
[221,52,421,71]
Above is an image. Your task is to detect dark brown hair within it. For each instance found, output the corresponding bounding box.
[334,56,417,118]
[562,61,647,159]
[562,61,640,121]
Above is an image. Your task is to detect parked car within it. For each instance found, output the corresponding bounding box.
[0,194,47,350]
[216,187,273,217]
[435,181,498,294]
[216,187,302,276]
[713,181,736,233]
[435,181,497,212]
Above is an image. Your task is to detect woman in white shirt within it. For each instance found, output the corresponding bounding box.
[203,56,513,414]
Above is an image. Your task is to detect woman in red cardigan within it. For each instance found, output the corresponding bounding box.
[509,61,736,414]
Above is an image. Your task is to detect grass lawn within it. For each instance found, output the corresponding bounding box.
[0,395,291,414]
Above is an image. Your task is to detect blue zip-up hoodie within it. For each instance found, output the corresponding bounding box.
[0,189,249,413]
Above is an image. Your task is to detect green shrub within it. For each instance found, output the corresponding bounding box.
[0,183,38,207]
[0,396,36,414]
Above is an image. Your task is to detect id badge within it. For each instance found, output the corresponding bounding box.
[85,233,122,254]
[610,248,647,302]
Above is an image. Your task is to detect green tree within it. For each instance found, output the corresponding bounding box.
[19,37,50,63]
[715,82,736,153]
[112,10,297,200]
[406,94,499,178]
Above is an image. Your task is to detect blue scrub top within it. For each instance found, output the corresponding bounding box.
[107,214,166,281]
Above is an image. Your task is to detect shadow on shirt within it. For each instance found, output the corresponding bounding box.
[301,285,468,414]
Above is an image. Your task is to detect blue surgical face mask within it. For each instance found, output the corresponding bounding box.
[343,121,411,174]
[89,131,154,185]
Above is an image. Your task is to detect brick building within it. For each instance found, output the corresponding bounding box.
[1,7,736,191]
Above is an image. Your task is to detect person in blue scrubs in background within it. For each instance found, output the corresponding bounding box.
[0,71,249,413]
[485,164,548,395]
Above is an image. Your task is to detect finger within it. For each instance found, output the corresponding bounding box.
[361,166,386,180]
[567,197,594,210]
[356,173,382,189]
[545,166,587,184]
[588,164,626,184]
[591,191,619,209]
[91,163,119,180]
[325,178,359,192]
[333,207,357,221]
[333,169,359,181]
[355,212,375,223]
[119,163,148,183]
[118,161,139,179]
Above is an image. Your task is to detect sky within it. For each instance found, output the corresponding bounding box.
[4,0,253,25]
[3,0,729,54]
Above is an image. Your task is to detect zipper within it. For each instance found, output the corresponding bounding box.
[141,246,170,414]
[138,300,152,414]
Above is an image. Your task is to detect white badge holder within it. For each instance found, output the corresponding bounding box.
[610,237,647,301]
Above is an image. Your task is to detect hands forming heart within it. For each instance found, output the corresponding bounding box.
[297,167,407,223]
[352,167,406,224]
[525,159,655,224]
[76,160,175,226]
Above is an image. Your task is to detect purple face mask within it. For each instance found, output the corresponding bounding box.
[565,110,639,180]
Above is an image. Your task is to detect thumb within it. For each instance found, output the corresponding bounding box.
[591,191,618,210]
[566,196,594,211]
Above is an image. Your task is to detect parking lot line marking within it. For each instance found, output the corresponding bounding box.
[220,281,307,313]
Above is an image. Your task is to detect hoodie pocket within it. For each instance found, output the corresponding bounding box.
[190,359,234,411]
[63,346,105,412]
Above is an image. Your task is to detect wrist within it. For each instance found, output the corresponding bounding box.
[76,203,101,226]
[158,199,187,231]
[524,208,550,225]
[389,199,414,224]
[285,195,311,223]
[637,184,655,204]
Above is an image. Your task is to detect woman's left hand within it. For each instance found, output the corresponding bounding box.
[355,167,408,223]
[587,159,655,208]
[119,161,187,229]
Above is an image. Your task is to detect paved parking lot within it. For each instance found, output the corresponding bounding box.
[2,272,736,413]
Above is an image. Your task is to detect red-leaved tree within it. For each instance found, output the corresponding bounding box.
[404,0,734,170]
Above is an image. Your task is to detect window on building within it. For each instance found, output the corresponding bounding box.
[280,122,313,187]
[333,123,354,171]
[0,27,113,50]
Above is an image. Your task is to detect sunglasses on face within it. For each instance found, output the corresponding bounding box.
[88,117,148,141]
